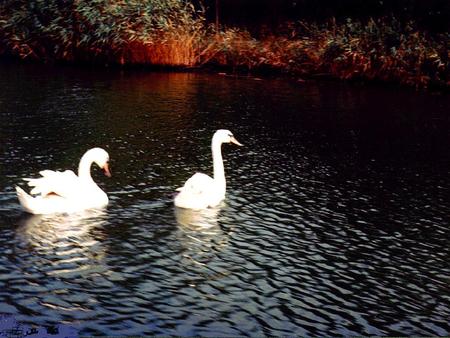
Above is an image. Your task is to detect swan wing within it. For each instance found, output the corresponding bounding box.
[178,173,214,196]
[175,173,216,209]
[24,169,81,199]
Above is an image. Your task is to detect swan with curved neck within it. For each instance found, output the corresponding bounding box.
[174,129,242,210]
[16,147,111,214]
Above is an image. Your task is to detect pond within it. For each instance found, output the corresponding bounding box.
[0,63,449,336]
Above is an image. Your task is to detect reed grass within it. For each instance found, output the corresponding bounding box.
[0,0,207,66]
[205,18,449,89]
[0,1,448,89]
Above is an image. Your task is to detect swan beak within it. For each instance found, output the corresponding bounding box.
[103,162,112,177]
[230,136,243,146]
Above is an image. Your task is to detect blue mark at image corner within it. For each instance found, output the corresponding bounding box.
[0,314,79,338]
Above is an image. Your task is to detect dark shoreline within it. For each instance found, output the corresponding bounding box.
[2,55,448,95]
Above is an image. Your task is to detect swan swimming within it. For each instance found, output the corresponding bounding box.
[174,129,242,210]
[16,147,111,214]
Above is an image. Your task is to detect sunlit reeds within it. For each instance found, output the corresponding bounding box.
[0,0,207,66]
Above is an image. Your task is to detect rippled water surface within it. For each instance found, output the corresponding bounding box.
[0,63,449,336]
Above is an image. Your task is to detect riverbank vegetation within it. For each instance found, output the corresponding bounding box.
[210,18,449,90]
[0,0,206,66]
[0,0,448,90]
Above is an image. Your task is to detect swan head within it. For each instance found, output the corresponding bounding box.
[87,147,111,177]
[213,129,243,146]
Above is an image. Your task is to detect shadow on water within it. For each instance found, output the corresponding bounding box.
[0,63,449,336]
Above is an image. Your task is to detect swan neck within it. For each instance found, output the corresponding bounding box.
[212,138,226,190]
[78,152,95,183]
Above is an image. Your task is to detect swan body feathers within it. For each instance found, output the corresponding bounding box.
[16,147,111,215]
[174,129,242,210]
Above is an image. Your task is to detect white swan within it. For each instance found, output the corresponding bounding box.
[174,129,242,210]
[16,147,111,214]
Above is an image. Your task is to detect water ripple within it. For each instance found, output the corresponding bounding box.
[0,65,449,336]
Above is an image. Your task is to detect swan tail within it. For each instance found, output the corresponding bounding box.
[23,170,78,198]
[24,174,53,196]
[15,186,37,214]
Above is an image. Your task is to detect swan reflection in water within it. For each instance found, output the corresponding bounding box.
[15,209,108,264]
[174,206,221,230]
[174,206,230,265]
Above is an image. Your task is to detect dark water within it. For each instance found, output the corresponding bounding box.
[0,63,449,336]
